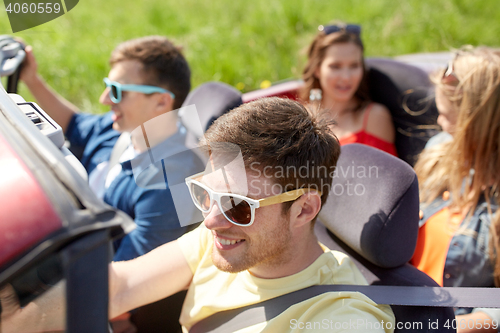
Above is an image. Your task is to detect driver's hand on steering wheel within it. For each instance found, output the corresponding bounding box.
[18,44,39,85]
[12,38,39,86]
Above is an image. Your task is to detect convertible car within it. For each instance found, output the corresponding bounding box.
[0,37,497,333]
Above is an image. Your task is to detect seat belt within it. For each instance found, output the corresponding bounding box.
[189,285,500,333]
[106,132,131,178]
[105,132,131,259]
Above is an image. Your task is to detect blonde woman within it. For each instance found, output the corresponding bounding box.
[412,47,500,332]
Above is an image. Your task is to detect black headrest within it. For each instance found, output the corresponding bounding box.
[318,143,419,268]
[366,58,439,166]
[180,81,242,139]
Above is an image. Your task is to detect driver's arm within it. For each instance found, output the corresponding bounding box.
[19,45,79,132]
[109,239,193,318]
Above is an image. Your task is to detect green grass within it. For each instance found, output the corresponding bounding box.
[1,0,499,114]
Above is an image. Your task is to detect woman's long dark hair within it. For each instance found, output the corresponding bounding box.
[300,30,371,113]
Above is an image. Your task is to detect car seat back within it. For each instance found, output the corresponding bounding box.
[316,143,455,332]
[179,81,242,160]
[366,58,439,166]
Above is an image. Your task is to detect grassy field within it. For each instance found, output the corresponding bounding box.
[1,0,499,114]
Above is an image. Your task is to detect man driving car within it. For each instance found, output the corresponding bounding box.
[19,36,204,262]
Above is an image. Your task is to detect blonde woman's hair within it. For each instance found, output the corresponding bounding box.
[492,212,500,287]
[415,47,500,285]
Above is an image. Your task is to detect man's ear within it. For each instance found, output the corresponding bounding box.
[154,92,175,115]
[289,192,322,229]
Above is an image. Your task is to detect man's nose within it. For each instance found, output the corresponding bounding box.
[99,87,113,105]
[203,201,233,230]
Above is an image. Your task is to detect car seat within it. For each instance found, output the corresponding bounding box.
[179,81,242,160]
[365,58,440,166]
[316,143,455,332]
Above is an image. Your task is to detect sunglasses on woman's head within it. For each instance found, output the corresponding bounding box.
[441,58,460,87]
[185,172,321,227]
[318,24,361,37]
[103,78,175,104]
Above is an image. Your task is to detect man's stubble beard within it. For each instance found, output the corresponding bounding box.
[211,217,293,273]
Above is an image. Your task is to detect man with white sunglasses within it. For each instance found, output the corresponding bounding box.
[19,36,204,262]
[109,97,395,332]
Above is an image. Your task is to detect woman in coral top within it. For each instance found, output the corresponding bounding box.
[300,22,397,156]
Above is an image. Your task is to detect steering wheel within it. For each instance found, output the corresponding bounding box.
[0,35,26,93]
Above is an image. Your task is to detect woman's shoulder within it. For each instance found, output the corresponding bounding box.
[364,102,395,143]
[366,102,392,121]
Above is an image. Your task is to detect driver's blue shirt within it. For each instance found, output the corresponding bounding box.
[66,112,204,261]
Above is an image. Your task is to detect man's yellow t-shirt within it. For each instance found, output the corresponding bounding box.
[177,225,395,333]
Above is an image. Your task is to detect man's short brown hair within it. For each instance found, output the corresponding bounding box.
[110,36,190,110]
[201,97,340,218]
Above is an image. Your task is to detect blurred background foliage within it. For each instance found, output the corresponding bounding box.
[1,0,499,114]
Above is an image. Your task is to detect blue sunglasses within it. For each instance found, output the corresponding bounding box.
[318,24,361,36]
[103,78,175,104]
